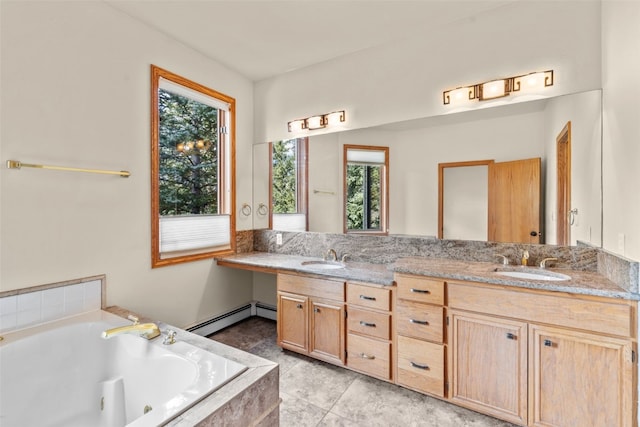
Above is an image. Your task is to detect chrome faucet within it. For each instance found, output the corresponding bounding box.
[324,248,338,262]
[495,254,509,265]
[102,322,161,340]
[539,257,558,269]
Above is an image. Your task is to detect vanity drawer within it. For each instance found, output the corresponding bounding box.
[347,307,391,340]
[396,274,445,305]
[396,301,444,343]
[347,282,391,311]
[277,273,345,302]
[397,335,445,397]
[347,333,391,380]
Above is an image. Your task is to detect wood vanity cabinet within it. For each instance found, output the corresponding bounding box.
[450,310,528,425]
[345,281,393,381]
[277,273,346,366]
[448,280,637,427]
[394,274,447,397]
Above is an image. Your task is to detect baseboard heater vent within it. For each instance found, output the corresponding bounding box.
[187,302,276,337]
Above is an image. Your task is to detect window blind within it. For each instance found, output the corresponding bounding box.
[272,213,306,232]
[160,215,230,254]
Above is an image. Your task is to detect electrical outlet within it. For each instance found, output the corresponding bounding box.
[276,233,283,245]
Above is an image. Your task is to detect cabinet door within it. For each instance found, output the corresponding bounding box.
[451,310,528,425]
[310,299,345,365]
[530,325,634,427]
[277,292,308,353]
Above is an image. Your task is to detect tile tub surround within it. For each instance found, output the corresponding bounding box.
[0,275,105,334]
[252,230,639,293]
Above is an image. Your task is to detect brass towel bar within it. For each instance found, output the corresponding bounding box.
[6,160,130,178]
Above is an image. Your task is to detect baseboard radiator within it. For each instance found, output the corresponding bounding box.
[187,301,276,337]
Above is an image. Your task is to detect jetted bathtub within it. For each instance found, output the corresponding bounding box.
[0,310,247,427]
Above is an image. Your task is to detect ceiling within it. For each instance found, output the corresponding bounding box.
[105,0,516,82]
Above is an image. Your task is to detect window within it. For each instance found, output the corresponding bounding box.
[270,138,308,231]
[151,65,235,267]
[344,145,389,234]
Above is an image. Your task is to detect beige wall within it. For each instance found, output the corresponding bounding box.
[0,1,254,328]
[602,1,640,261]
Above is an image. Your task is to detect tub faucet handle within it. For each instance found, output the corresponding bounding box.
[163,330,176,345]
[127,315,139,325]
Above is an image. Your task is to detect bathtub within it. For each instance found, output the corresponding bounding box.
[0,310,247,427]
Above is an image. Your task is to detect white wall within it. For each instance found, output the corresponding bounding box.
[602,1,640,261]
[255,1,601,144]
[0,1,254,327]
[543,90,602,246]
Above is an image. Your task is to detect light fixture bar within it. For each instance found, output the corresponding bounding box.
[443,70,554,106]
[288,110,346,133]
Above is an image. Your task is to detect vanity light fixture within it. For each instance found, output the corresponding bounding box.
[443,70,554,105]
[287,110,346,133]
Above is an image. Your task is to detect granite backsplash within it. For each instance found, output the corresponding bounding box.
[245,230,638,293]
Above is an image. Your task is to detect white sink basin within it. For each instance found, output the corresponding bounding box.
[494,269,571,281]
[300,260,346,270]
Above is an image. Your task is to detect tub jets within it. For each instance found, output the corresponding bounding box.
[101,322,161,340]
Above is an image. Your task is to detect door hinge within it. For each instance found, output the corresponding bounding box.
[345,310,348,318]
[633,350,636,363]
[219,126,228,135]
[445,381,449,395]
[446,316,449,326]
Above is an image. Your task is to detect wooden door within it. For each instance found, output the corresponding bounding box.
[488,158,542,243]
[277,292,308,353]
[530,325,634,427]
[556,122,571,245]
[310,299,345,365]
[451,310,528,425]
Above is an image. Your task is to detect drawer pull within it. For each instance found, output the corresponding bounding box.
[360,353,376,360]
[506,333,517,340]
[409,319,429,326]
[410,361,430,370]
[410,288,430,294]
[359,321,377,328]
[359,295,377,301]
[296,304,303,309]
[314,307,320,313]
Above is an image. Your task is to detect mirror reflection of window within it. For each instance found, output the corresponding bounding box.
[270,138,308,232]
[344,145,389,234]
[151,65,235,268]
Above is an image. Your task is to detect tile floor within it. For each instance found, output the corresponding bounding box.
[209,316,517,427]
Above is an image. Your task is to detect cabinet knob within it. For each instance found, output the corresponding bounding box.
[314,307,320,313]
[296,303,303,309]
[506,333,517,340]
[544,339,553,347]
[410,288,430,294]
[409,319,429,326]
[410,361,430,370]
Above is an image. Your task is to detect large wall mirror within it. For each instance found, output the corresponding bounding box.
[253,89,602,247]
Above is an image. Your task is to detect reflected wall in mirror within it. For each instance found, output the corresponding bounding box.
[151,65,236,267]
[270,138,308,232]
[253,89,602,246]
[344,145,389,234]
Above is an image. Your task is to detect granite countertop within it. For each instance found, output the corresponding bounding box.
[216,252,396,285]
[216,252,640,300]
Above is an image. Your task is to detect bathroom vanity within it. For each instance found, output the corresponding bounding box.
[217,251,638,427]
